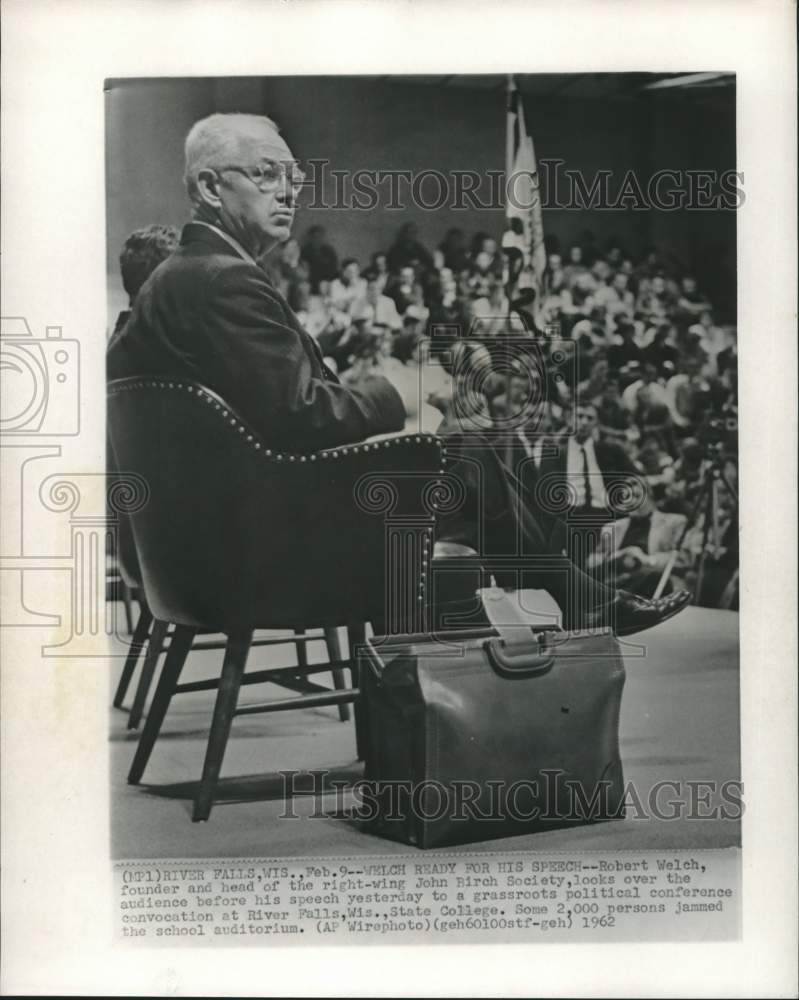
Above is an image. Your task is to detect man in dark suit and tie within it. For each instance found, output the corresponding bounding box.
[534,401,639,565]
[108,112,688,635]
[537,401,638,521]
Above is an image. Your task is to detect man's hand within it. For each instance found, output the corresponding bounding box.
[427,380,489,433]
[618,546,650,571]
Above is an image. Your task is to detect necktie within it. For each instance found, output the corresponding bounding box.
[580,445,593,508]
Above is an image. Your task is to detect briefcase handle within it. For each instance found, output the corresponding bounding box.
[483,634,555,679]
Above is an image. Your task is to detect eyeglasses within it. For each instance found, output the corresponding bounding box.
[215,159,306,193]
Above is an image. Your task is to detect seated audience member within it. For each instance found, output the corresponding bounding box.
[663,438,706,516]
[633,384,675,453]
[300,225,339,291]
[537,401,639,524]
[545,251,565,291]
[665,355,714,433]
[635,273,674,320]
[387,265,417,316]
[633,247,662,291]
[635,433,676,502]
[622,362,670,412]
[370,251,390,291]
[675,275,712,321]
[688,310,731,374]
[576,357,611,406]
[339,331,380,386]
[715,336,738,379]
[475,234,503,276]
[643,322,681,376]
[111,224,180,340]
[287,278,331,341]
[562,243,589,288]
[587,482,693,597]
[339,327,404,387]
[471,274,528,339]
[439,227,470,273]
[593,269,632,320]
[405,287,430,326]
[608,271,636,319]
[351,272,402,332]
[590,257,611,286]
[373,326,406,381]
[391,318,422,364]
[329,258,367,313]
[371,330,444,436]
[604,242,624,268]
[407,334,452,418]
[596,378,634,445]
[560,272,597,328]
[467,250,497,299]
[607,319,645,370]
[387,222,433,273]
[428,284,469,338]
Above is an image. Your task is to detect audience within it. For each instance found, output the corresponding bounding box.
[115,217,738,606]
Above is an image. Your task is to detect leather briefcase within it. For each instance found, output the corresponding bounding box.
[359,591,626,848]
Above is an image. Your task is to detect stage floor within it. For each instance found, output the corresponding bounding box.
[110,604,740,859]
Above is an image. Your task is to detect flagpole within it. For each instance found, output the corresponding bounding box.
[504,75,517,300]
[505,74,516,211]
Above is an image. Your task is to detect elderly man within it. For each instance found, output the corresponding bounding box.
[107,113,404,451]
[108,112,689,636]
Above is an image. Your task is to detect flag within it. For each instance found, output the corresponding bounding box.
[503,77,547,311]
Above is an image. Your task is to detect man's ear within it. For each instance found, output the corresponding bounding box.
[195,168,223,209]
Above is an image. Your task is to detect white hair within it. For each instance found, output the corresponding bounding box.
[183,112,281,204]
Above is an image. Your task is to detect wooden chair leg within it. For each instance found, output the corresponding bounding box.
[294,628,309,671]
[325,627,350,722]
[128,625,196,785]
[113,602,153,709]
[121,580,135,635]
[193,631,253,822]
[127,618,169,730]
[347,623,368,761]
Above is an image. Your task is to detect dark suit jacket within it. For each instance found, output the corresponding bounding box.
[107,223,405,452]
[537,434,638,510]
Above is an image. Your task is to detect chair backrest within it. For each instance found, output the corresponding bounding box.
[107,376,445,633]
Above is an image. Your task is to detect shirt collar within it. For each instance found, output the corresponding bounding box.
[571,435,596,454]
[192,221,258,267]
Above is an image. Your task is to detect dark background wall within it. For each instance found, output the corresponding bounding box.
[106,75,736,318]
